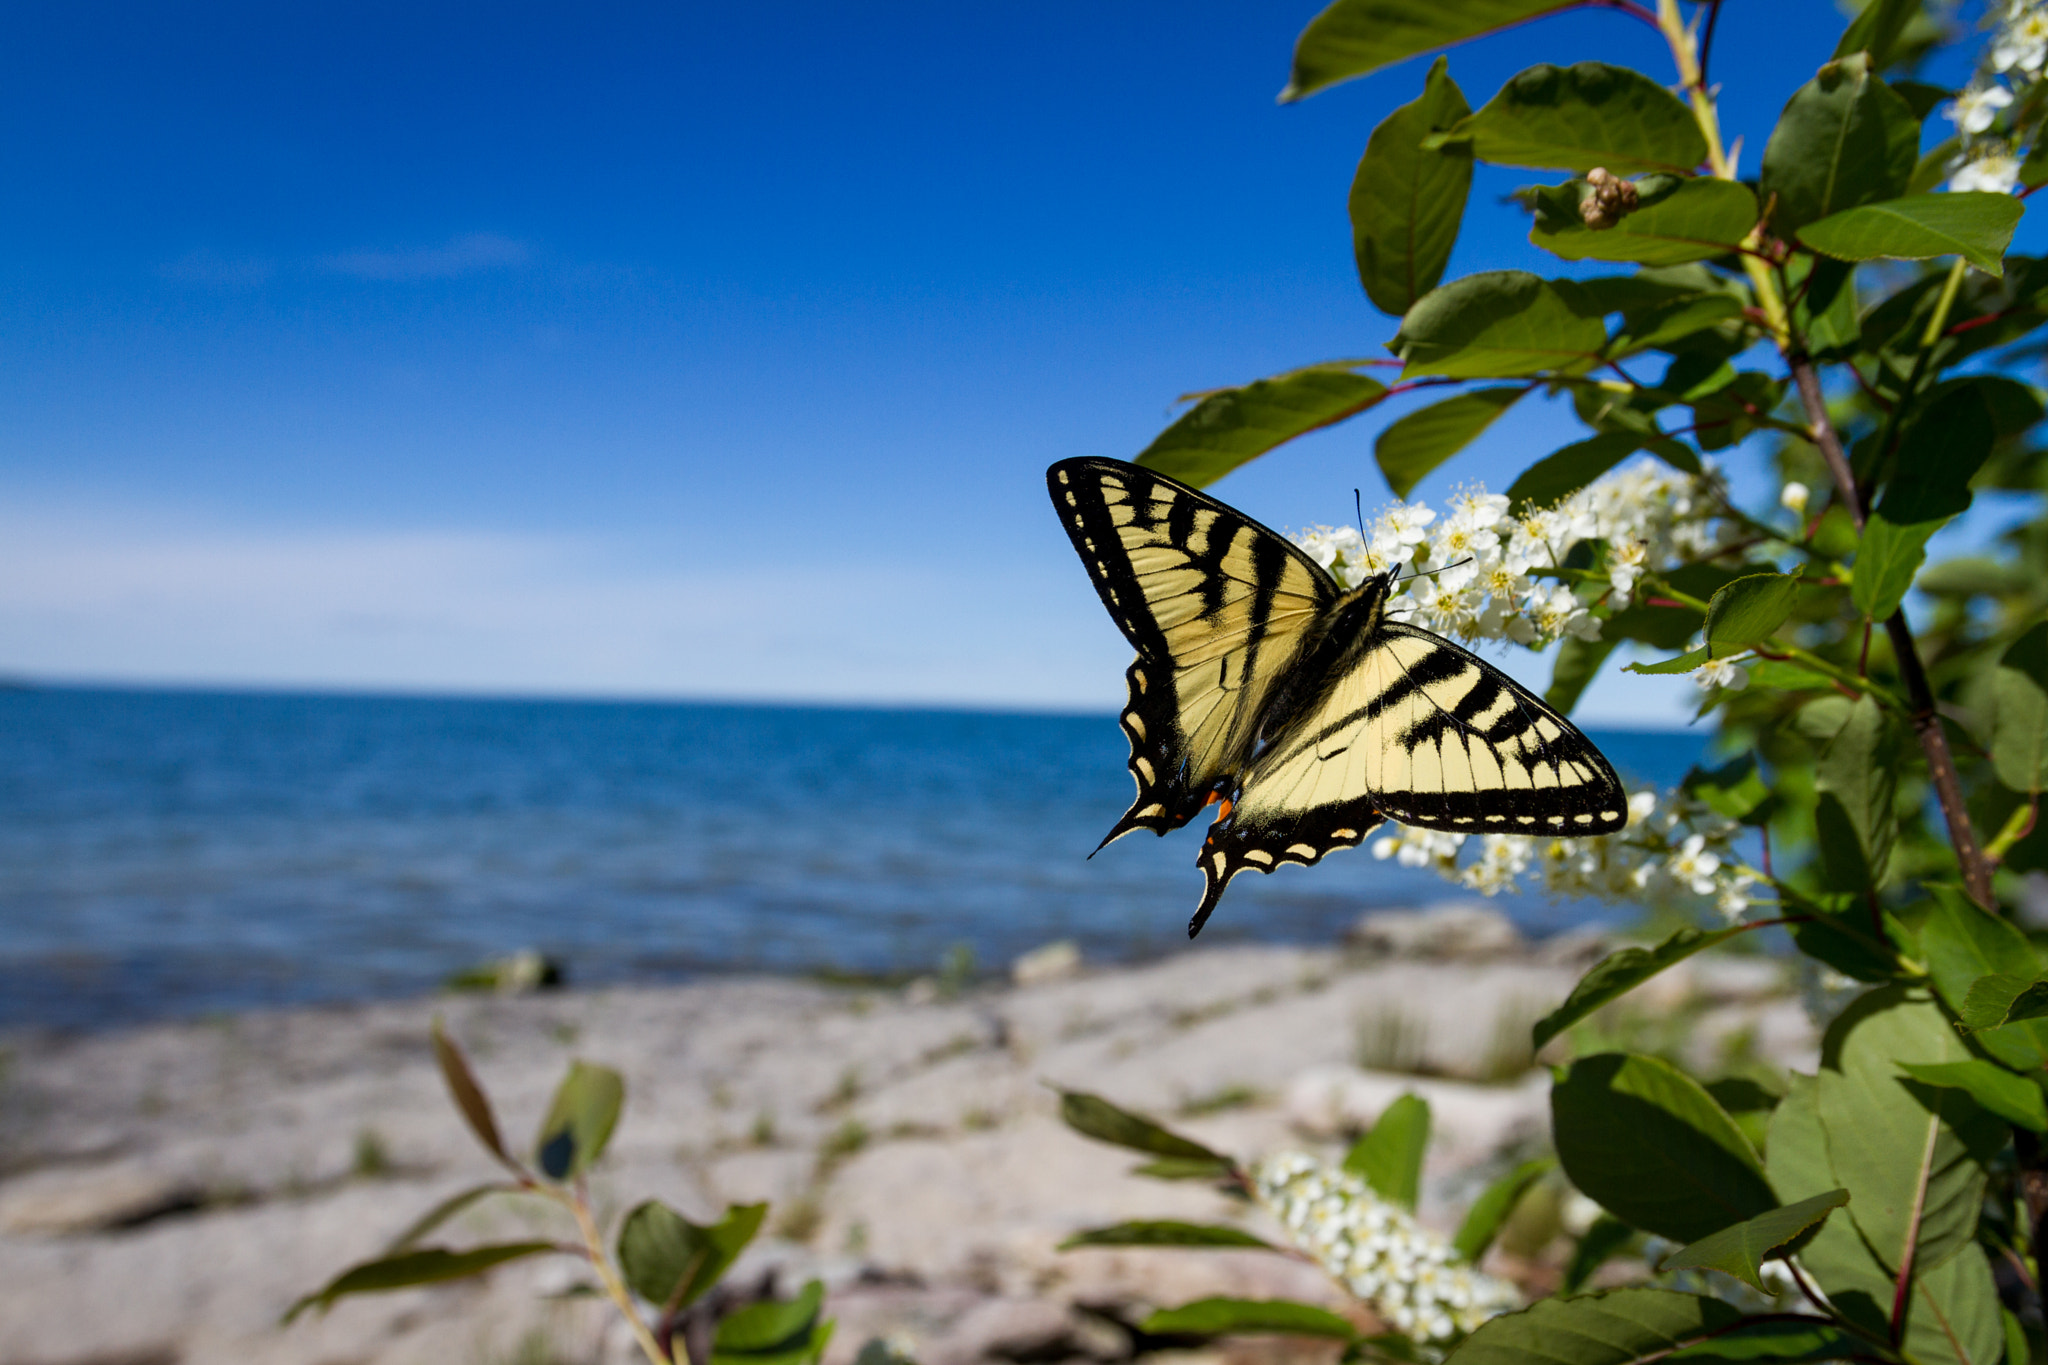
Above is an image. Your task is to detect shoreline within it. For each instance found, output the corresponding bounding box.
[0,922,1814,1365]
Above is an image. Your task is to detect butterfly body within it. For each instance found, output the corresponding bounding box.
[1048,456,1627,937]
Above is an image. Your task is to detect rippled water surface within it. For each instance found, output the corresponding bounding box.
[0,687,1709,1030]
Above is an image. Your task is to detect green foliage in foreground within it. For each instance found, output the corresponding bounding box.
[1084,0,2048,1362]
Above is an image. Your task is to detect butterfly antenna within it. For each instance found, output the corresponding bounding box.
[1392,556,1474,585]
[1353,488,1366,540]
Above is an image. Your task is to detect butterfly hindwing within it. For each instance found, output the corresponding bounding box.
[1047,457,1336,845]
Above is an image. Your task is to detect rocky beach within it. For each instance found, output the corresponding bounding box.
[0,907,1816,1365]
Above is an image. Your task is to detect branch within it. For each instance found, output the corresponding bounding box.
[1787,353,1996,908]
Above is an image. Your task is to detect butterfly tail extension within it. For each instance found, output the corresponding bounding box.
[1187,804,1386,938]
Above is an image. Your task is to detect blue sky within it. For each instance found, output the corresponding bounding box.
[0,2,2009,721]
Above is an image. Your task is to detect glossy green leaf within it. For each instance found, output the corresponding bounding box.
[1759,54,1919,234]
[1850,515,1937,622]
[1920,886,2048,1070]
[1453,63,1705,175]
[1800,193,2023,276]
[1344,1093,1429,1210]
[1140,1298,1359,1340]
[1658,1189,1848,1293]
[1058,1090,1225,1160]
[1957,973,2048,1031]
[1059,1221,1274,1250]
[1665,1320,1884,1364]
[617,1200,767,1311]
[534,1060,624,1181]
[1684,755,1772,823]
[1532,178,1757,266]
[1786,904,1908,983]
[1993,622,2048,794]
[1607,291,1747,356]
[1551,1053,1776,1243]
[1625,645,1711,676]
[1818,987,2005,1274]
[1282,0,1577,101]
[1813,695,1898,890]
[1773,1078,2002,1365]
[714,1280,826,1358]
[1442,1289,1741,1365]
[1133,364,1389,488]
[1532,926,1750,1051]
[1353,57,1473,317]
[1453,1159,1552,1264]
[1703,570,1802,656]
[433,1020,513,1168]
[283,1242,557,1323]
[1561,1215,1635,1295]
[1393,271,1607,378]
[1546,634,1617,715]
[383,1182,520,1254]
[1375,386,1522,497]
[1789,257,1861,360]
[1899,1059,2048,1131]
[1835,0,1923,67]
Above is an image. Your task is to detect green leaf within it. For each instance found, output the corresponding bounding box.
[1505,433,1643,511]
[1813,694,1898,890]
[714,1280,827,1361]
[1532,177,1758,266]
[534,1060,624,1181]
[1759,53,1919,235]
[433,1020,513,1168]
[1282,0,1577,102]
[1658,1189,1849,1293]
[1786,904,1907,983]
[1703,569,1802,657]
[1993,622,2048,794]
[1800,193,2024,276]
[1393,271,1607,378]
[1344,1093,1430,1210]
[1532,926,1750,1051]
[283,1243,557,1323]
[1441,1288,1741,1365]
[1551,1053,1776,1244]
[1059,1221,1274,1250]
[383,1182,520,1254]
[1850,515,1937,622]
[1817,986,2005,1274]
[1665,1320,1883,1364]
[1625,645,1711,676]
[1546,634,1617,714]
[1899,1059,2048,1131]
[1561,1215,1635,1295]
[617,1200,767,1312]
[1057,1090,1226,1160]
[1453,1158,1552,1264]
[1129,1156,1239,1181]
[1835,0,1923,68]
[1920,885,2048,1070]
[1375,386,1522,497]
[1134,364,1389,488]
[1354,57,1473,317]
[1454,63,1705,175]
[1607,290,1747,355]
[1789,257,1861,360]
[1140,1298,1359,1341]
[1957,973,2048,1031]
[1684,755,1771,823]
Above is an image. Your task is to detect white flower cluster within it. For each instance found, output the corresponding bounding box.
[1292,460,1727,649]
[1372,788,1759,922]
[1946,1,2048,193]
[1252,1152,1521,1342]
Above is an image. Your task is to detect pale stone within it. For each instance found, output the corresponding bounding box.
[1011,940,1083,987]
[1347,902,1522,959]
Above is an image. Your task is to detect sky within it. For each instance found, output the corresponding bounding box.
[0,1,2016,723]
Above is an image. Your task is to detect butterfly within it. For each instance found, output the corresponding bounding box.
[1048,456,1628,938]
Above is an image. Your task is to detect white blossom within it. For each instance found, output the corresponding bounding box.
[1950,82,2014,134]
[1780,482,1809,517]
[1952,149,2023,194]
[1252,1152,1520,1342]
[1994,3,2048,74]
[1695,656,1750,692]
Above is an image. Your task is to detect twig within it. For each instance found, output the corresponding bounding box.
[1786,353,1995,908]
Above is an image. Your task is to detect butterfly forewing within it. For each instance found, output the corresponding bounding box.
[1047,457,1335,844]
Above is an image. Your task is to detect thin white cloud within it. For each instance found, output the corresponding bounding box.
[0,498,1116,708]
[322,232,532,282]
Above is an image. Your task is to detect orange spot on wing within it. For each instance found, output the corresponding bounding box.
[1216,798,1234,822]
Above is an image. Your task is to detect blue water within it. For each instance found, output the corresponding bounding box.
[0,687,1709,1032]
